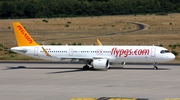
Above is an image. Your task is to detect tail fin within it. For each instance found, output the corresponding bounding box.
[13,22,39,46]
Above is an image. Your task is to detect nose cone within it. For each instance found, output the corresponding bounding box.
[170,53,176,60]
[167,53,175,61]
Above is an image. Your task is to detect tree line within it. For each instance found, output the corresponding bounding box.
[0,0,180,19]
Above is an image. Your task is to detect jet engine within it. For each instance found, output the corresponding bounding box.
[92,58,109,69]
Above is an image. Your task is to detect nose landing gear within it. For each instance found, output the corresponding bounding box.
[153,62,158,69]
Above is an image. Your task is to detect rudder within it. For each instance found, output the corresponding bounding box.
[13,22,39,46]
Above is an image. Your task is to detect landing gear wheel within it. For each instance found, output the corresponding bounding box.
[106,66,110,69]
[83,65,90,70]
[154,66,158,70]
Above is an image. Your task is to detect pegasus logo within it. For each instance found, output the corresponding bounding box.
[17,25,33,44]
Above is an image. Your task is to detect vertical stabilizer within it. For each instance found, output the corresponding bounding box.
[13,22,39,46]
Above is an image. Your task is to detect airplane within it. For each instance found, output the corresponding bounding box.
[11,22,175,70]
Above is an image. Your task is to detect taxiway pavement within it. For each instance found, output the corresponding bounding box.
[0,62,180,100]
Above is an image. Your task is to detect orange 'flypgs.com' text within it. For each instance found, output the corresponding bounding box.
[111,47,150,57]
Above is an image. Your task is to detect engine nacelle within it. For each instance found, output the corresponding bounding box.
[92,58,109,69]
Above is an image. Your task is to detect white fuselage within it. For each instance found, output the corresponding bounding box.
[11,45,175,63]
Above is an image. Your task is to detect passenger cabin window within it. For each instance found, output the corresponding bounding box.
[160,50,170,54]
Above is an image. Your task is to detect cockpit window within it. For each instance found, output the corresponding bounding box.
[160,50,170,54]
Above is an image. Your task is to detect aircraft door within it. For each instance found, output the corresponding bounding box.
[34,47,39,56]
[69,48,73,56]
[151,48,156,57]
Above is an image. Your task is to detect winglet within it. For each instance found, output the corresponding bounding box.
[13,22,39,46]
[96,39,102,46]
[42,47,51,57]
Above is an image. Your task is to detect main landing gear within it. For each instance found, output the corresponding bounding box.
[83,64,90,70]
[153,62,158,70]
[82,60,93,70]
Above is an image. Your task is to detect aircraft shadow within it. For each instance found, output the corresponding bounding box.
[47,68,107,74]
[3,66,107,74]
[4,66,80,70]
[109,67,171,70]
[3,66,170,74]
